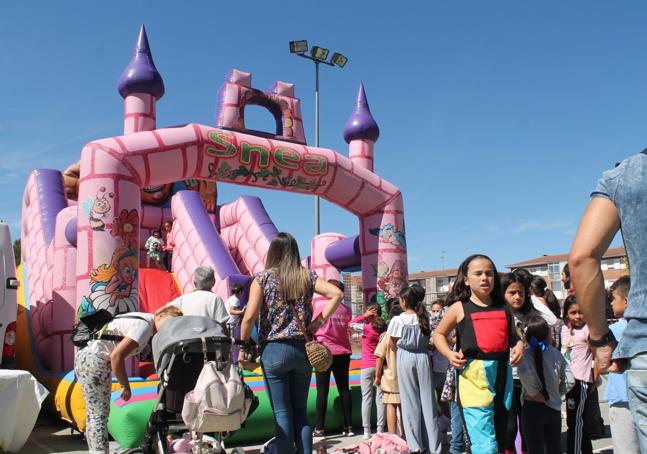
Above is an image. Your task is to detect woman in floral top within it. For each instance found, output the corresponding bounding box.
[240,232,343,454]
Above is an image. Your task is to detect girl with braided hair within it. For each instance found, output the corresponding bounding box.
[518,314,574,454]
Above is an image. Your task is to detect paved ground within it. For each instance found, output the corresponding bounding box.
[18,378,617,453]
[17,410,615,453]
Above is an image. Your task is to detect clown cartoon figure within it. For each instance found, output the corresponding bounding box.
[80,246,139,316]
[88,186,114,231]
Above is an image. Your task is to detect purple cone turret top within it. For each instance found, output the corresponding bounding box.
[343,83,380,144]
[118,25,165,100]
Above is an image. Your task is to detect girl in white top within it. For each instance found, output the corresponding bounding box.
[144,229,163,269]
[387,284,441,454]
[75,306,182,454]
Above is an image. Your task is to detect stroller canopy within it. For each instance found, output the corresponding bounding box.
[152,315,230,374]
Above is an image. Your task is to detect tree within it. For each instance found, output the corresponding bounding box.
[13,239,20,266]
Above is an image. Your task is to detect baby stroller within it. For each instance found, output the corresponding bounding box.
[142,316,257,454]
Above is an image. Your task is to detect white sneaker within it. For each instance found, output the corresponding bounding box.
[313,429,326,442]
[343,426,355,437]
[363,429,371,440]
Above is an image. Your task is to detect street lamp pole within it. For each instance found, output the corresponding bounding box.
[314,60,320,235]
[289,41,348,237]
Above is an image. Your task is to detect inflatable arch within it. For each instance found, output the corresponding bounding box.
[75,118,407,316]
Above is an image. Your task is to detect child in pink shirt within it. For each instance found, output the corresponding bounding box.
[313,279,353,440]
[350,303,387,438]
[561,296,596,454]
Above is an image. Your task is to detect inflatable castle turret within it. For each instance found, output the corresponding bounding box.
[118,25,165,135]
[344,82,380,172]
[309,84,382,303]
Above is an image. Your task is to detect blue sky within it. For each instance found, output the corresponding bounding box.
[1,1,637,272]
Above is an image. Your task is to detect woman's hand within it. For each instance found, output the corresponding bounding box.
[510,341,525,366]
[448,350,466,369]
[121,385,131,401]
[238,348,259,371]
[309,316,324,335]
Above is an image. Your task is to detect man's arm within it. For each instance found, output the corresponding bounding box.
[570,197,620,372]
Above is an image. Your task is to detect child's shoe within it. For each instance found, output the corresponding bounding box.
[313,428,326,443]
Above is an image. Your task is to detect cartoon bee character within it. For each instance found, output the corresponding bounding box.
[88,187,114,231]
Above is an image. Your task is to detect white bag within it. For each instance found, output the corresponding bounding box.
[181,338,251,433]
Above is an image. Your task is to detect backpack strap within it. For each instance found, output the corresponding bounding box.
[93,314,151,342]
[201,337,208,364]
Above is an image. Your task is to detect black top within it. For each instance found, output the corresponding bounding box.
[457,299,519,361]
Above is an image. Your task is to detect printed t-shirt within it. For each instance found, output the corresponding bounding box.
[314,302,352,355]
[86,312,155,361]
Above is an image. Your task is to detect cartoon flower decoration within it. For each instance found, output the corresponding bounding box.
[111,209,139,248]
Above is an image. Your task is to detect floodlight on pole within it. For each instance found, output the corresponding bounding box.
[310,46,330,61]
[331,53,348,68]
[289,41,348,236]
[289,40,308,54]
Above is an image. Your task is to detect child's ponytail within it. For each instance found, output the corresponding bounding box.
[400,284,430,336]
[526,314,551,401]
[532,340,549,401]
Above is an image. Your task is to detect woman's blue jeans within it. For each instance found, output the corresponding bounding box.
[261,340,312,454]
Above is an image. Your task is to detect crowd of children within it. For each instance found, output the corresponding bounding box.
[310,254,638,454]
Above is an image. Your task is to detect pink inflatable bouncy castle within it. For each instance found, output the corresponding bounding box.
[17,26,407,433]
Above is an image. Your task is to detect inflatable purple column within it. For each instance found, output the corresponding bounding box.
[310,233,345,312]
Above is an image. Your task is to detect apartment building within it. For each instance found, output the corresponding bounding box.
[409,268,458,305]
[506,246,627,300]
[342,246,627,309]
